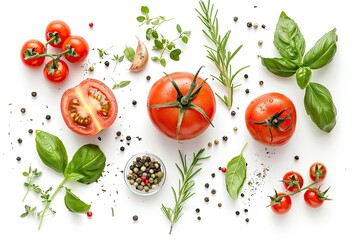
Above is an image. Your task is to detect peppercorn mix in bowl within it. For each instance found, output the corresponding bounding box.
[124,152,166,196]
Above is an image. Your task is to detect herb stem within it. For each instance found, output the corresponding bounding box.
[38,178,68,230]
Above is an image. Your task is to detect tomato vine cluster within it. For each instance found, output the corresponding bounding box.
[20,20,89,84]
[269,162,331,214]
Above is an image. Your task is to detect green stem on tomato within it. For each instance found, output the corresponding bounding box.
[274,180,319,203]
[24,48,71,61]
[38,178,68,230]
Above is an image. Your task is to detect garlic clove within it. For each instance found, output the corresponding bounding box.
[129,38,148,72]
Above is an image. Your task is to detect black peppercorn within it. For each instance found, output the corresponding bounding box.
[17,138,22,144]
[218,203,222,207]
[28,129,33,134]
[259,80,264,86]
[126,136,131,141]
[146,75,151,81]
[247,22,252,28]
[222,136,228,141]
[132,215,138,221]
[231,110,236,116]
[245,218,250,223]
[132,100,137,105]
[116,131,121,137]
[195,208,200,213]
[261,24,266,29]
[235,211,240,215]
[204,197,209,202]
[294,155,299,160]
[244,74,248,79]
[211,189,216,194]
[245,89,250,94]
[20,108,26,113]
[211,173,215,178]
[104,61,110,67]
[31,91,37,97]
[16,156,21,161]
[244,208,248,213]
[233,16,238,22]
[45,115,51,120]
[241,193,245,197]
[204,183,209,188]
[197,216,201,220]
[120,146,125,151]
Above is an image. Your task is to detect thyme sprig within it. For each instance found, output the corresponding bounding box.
[196,0,249,109]
[161,148,209,234]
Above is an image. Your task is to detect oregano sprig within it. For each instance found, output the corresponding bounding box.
[22,166,42,202]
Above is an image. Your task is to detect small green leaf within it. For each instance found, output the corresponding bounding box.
[141,6,149,14]
[183,31,191,35]
[112,80,131,89]
[225,143,247,200]
[304,82,337,132]
[154,39,164,49]
[260,57,299,77]
[170,49,181,61]
[151,30,159,39]
[176,24,182,34]
[151,56,159,61]
[151,19,160,25]
[64,188,91,213]
[181,36,188,44]
[123,46,135,62]
[35,130,68,173]
[136,16,145,23]
[160,58,166,67]
[296,67,312,89]
[146,28,153,40]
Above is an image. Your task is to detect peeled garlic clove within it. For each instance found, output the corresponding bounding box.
[129,38,148,72]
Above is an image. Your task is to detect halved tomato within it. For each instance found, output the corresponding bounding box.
[60,79,118,136]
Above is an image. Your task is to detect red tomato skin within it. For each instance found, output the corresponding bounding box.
[43,59,69,84]
[309,162,327,182]
[245,92,297,146]
[20,39,45,68]
[282,171,304,192]
[60,79,118,136]
[45,20,71,48]
[270,193,292,215]
[147,72,216,140]
[304,188,324,208]
[62,35,89,63]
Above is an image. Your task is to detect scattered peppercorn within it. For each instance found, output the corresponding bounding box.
[31,92,37,97]
[204,197,209,202]
[231,110,236,116]
[104,61,110,67]
[120,146,125,151]
[222,136,228,141]
[245,218,250,223]
[16,156,21,161]
[45,115,51,120]
[28,129,33,134]
[235,211,240,216]
[244,74,248,79]
[218,203,222,207]
[204,183,209,188]
[214,139,219,145]
[211,173,216,178]
[211,189,216,194]
[207,142,212,147]
[259,80,264,86]
[146,75,151,81]
[132,215,138,221]
[126,136,131,141]
[241,193,245,197]
[258,40,263,46]
[197,216,201,220]
[233,126,238,132]
[89,22,94,28]
[97,137,102,141]
[253,23,258,28]
[132,100,137,105]
[246,22,252,28]
[245,89,250,94]
[86,211,93,217]
[244,208,248,213]
[20,108,26,113]
[195,208,200,213]
[116,131,121,137]
[221,167,227,173]
[89,66,94,72]
[261,24,266,29]
[294,155,299,160]
[17,138,22,144]
[233,16,238,22]
[218,166,222,171]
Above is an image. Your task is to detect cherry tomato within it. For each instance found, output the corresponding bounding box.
[60,79,118,136]
[43,59,69,84]
[282,171,304,192]
[62,35,89,63]
[20,39,45,68]
[309,162,327,182]
[245,92,297,146]
[45,20,71,48]
[304,188,324,208]
[270,192,292,215]
[147,69,216,140]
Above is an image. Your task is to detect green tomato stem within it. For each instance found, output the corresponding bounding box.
[38,178,68,230]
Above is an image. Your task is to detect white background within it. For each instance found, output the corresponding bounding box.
[1,0,358,239]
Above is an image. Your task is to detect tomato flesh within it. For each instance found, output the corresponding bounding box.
[61,79,118,136]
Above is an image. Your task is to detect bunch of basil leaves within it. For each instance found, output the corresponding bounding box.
[32,130,106,229]
[260,11,337,132]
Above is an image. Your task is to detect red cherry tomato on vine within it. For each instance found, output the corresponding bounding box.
[304,188,324,208]
[245,92,297,146]
[270,192,292,215]
[20,39,45,68]
[282,171,304,192]
[60,79,118,136]
[43,59,69,84]
[45,20,71,48]
[147,69,216,140]
[62,35,89,63]
[309,162,327,182]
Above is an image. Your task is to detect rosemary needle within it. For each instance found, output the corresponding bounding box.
[196,0,249,109]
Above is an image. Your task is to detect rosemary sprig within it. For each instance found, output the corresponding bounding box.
[161,148,209,234]
[196,0,249,109]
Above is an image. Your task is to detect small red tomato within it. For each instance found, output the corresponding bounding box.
[21,39,45,68]
[43,59,69,84]
[309,162,327,182]
[270,192,292,215]
[45,20,71,48]
[282,171,304,192]
[62,35,89,63]
[86,211,93,217]
[304,188,325,208]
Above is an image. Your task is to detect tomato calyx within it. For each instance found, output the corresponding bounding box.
[310,186,332,201]
[148,66,214,140]
[311,164,326,183]
[281,174,302,191]
[268,190,286,206]
[247,107,294,142]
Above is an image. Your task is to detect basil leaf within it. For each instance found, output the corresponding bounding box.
[304,82,337,132]
[64,188,91,213]
[260,57,299,77]
[296,67,312,89]
[64,144,106,184]
[274,11,305,61]
[225,143,247,200]
[303,28,337,69]
[35,130,68,173]
[123,46,135,62]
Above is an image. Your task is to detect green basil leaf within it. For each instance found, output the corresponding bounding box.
[35,130,68,173]
[123,46,135,62]
[225,143,247,200]
[64,144,106,184]
[304,82,337,132]
[303,28,337,69]
[296,67,312,89]
[260,57,299,77]
[64,188,91,213]
[274,11,305,61]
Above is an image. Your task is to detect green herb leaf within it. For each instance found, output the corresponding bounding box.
[35,130,68,173]
[296,67,312,89]
[225,143,247,200]
[64,144,106,184]
[176,24,182,34]
[112,80,131,89]
[304,82,337,132]
[274,11,305,61]
[64,188,91,213]
[303,28,337,69]
[152,30,159,39]
[160,58,166,67]
[260,57,299,77]
[137,16,145,23]
[146,28,153,40]
[123,46,135,62]
[181,36,188,44]
[141,6,149,14]
[154,39,164,50]
[170,49,181,61]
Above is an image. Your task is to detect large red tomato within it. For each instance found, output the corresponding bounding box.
[60,79,118,136]
[245,92,297,146]
[147,68,216,140]
[20,39,45,68]
[62,35,89,63]
[45,20,71,48]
